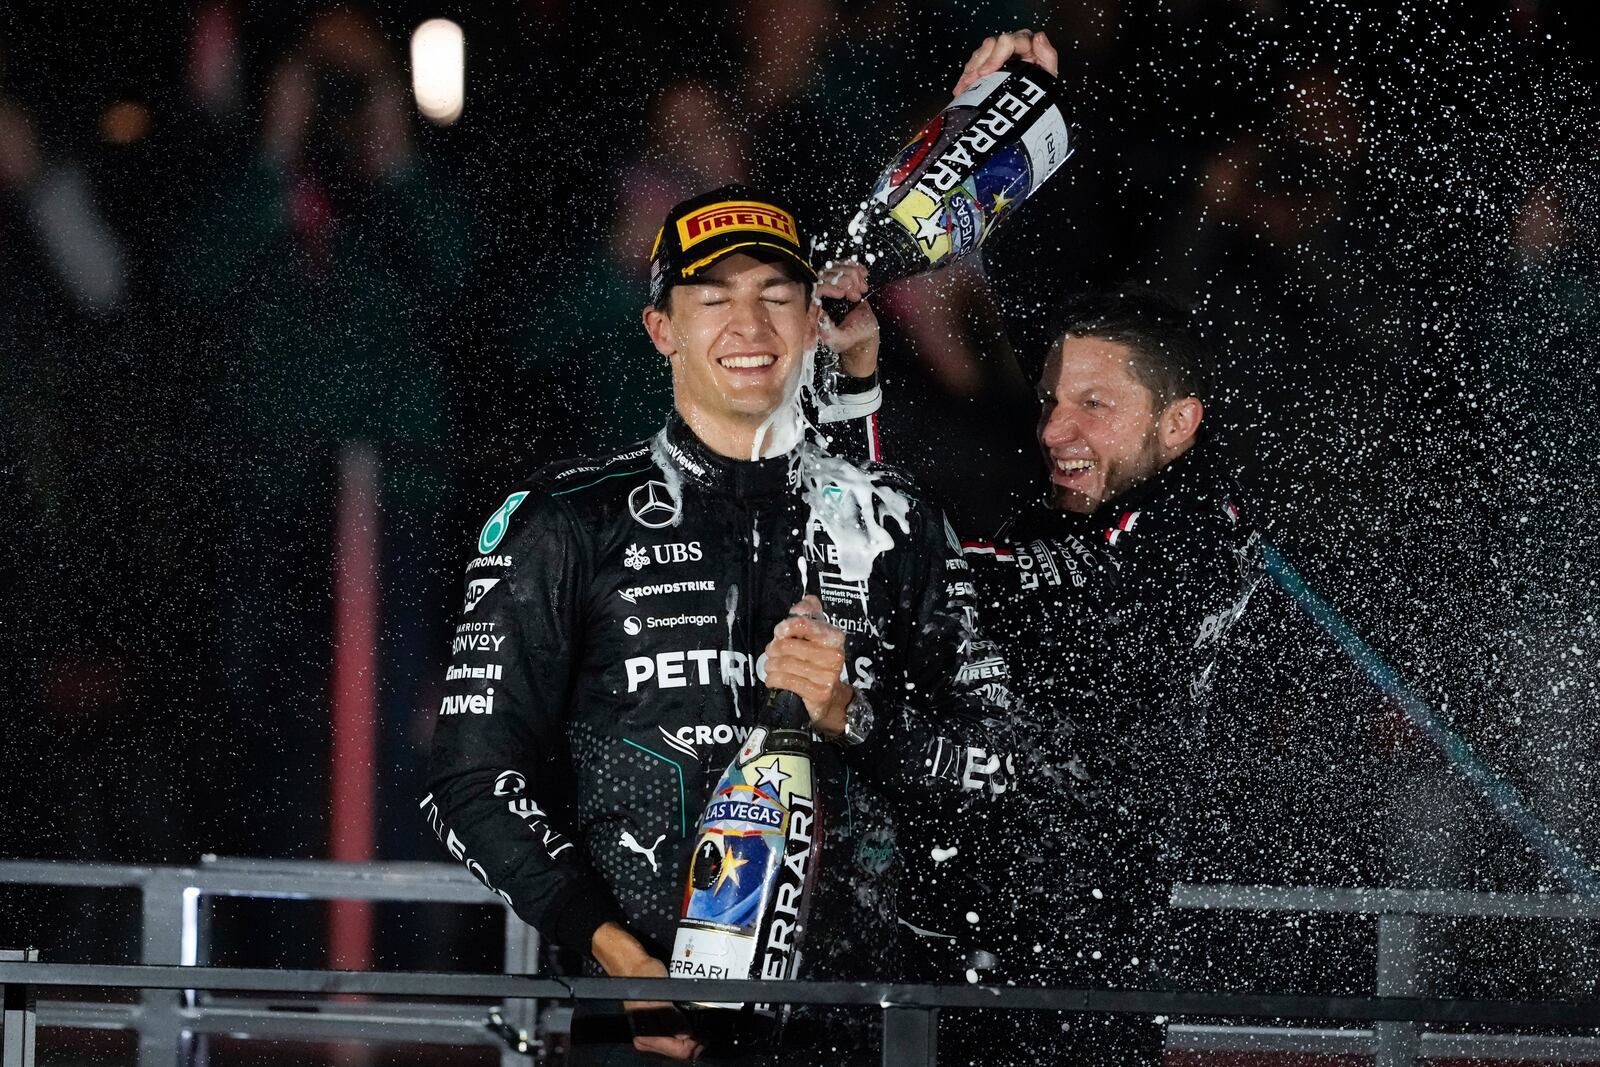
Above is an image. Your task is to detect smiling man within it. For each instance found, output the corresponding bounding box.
[423,185,1020,1065]
[776,35,1266,1065]
[1038,330,1203,516]
[839,284,1264,1065]
[993,294,1265,941]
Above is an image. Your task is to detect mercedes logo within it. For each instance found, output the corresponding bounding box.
[628,480,681,529]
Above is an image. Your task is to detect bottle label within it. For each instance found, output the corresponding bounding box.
[816,60,1071,286]
[670,729,819,1009]
[879,64,1067,268]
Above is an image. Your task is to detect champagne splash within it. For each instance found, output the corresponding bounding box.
[725,583,741,720]
[794,442,912,586]
[648,430,687,526]
[750,344,816,460]
[746,334,914,596]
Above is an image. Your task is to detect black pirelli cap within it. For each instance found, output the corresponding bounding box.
[648,185,817,305]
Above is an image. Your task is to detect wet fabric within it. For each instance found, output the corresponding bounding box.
[424,410,1023,1055]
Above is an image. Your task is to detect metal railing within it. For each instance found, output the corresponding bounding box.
[5,960,1600,1067]
[0,857,539,1066]
[1169,883,1600,1065]
[6,860,1600,1065]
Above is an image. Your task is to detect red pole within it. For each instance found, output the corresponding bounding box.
[329,442,380,975]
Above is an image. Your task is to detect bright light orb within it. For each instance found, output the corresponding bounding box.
[411,19,464,125]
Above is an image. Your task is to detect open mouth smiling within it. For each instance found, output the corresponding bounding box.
[718,353,777,369]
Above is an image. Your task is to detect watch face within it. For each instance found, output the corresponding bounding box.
[845,693,874,745]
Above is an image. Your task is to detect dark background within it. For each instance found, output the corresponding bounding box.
[2,0,1598,1007]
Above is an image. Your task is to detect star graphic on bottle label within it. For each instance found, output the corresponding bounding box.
[713,842,749,895]
[911,207,948,249]
[991,190,1014,213]
[756,763,792,793]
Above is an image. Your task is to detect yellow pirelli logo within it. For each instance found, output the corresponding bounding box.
[677,200,797,250]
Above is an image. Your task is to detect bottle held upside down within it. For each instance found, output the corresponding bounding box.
[813,58,1072,302]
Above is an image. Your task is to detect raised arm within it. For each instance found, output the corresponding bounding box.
[814,261,886,461]
[761,497,1035,800]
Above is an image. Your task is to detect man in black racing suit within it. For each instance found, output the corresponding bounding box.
[423,186,1023,1065]
[839,277,1265,1063]
[829,30,1262,1042]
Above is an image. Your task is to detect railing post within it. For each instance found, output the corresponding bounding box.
[2,949,38,1067]
[139,871,190,1067]
[883,1005,938,1067]
[1375,912,1420,1067]
[498,905,539,1064]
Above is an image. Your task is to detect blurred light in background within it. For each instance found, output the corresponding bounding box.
[411,18,465,125]
[188,1,242,116]
[100,100,152,145]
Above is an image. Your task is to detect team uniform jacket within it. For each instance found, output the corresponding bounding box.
[422,406,1021,990]
[969,436,1265,971]
[831,394,1263,989]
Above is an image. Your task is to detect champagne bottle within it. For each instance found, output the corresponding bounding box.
[813,58,1072,310]
[669,687,821,1016]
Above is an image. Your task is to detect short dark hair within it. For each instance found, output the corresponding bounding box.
[1049,287,1210,408]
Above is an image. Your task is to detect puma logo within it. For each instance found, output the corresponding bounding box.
[620,830,667,873]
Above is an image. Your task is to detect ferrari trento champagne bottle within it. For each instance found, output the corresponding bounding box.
[669,687,821,1013]
[813,58,1072,304]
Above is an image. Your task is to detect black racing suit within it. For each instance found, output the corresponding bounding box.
[972,435,1264,969]
[423,407,1022,1061]
[839,403,1264,1064]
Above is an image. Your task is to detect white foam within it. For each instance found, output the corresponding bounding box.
[754,329,913,599]
[725,583,741,719]
[648,431,686,527]
[750,345,815,460]
[795,442,911,585]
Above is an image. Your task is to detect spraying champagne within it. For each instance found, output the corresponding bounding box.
[813,57,1073,318]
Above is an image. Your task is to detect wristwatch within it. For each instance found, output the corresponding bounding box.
[839,688,875,747]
